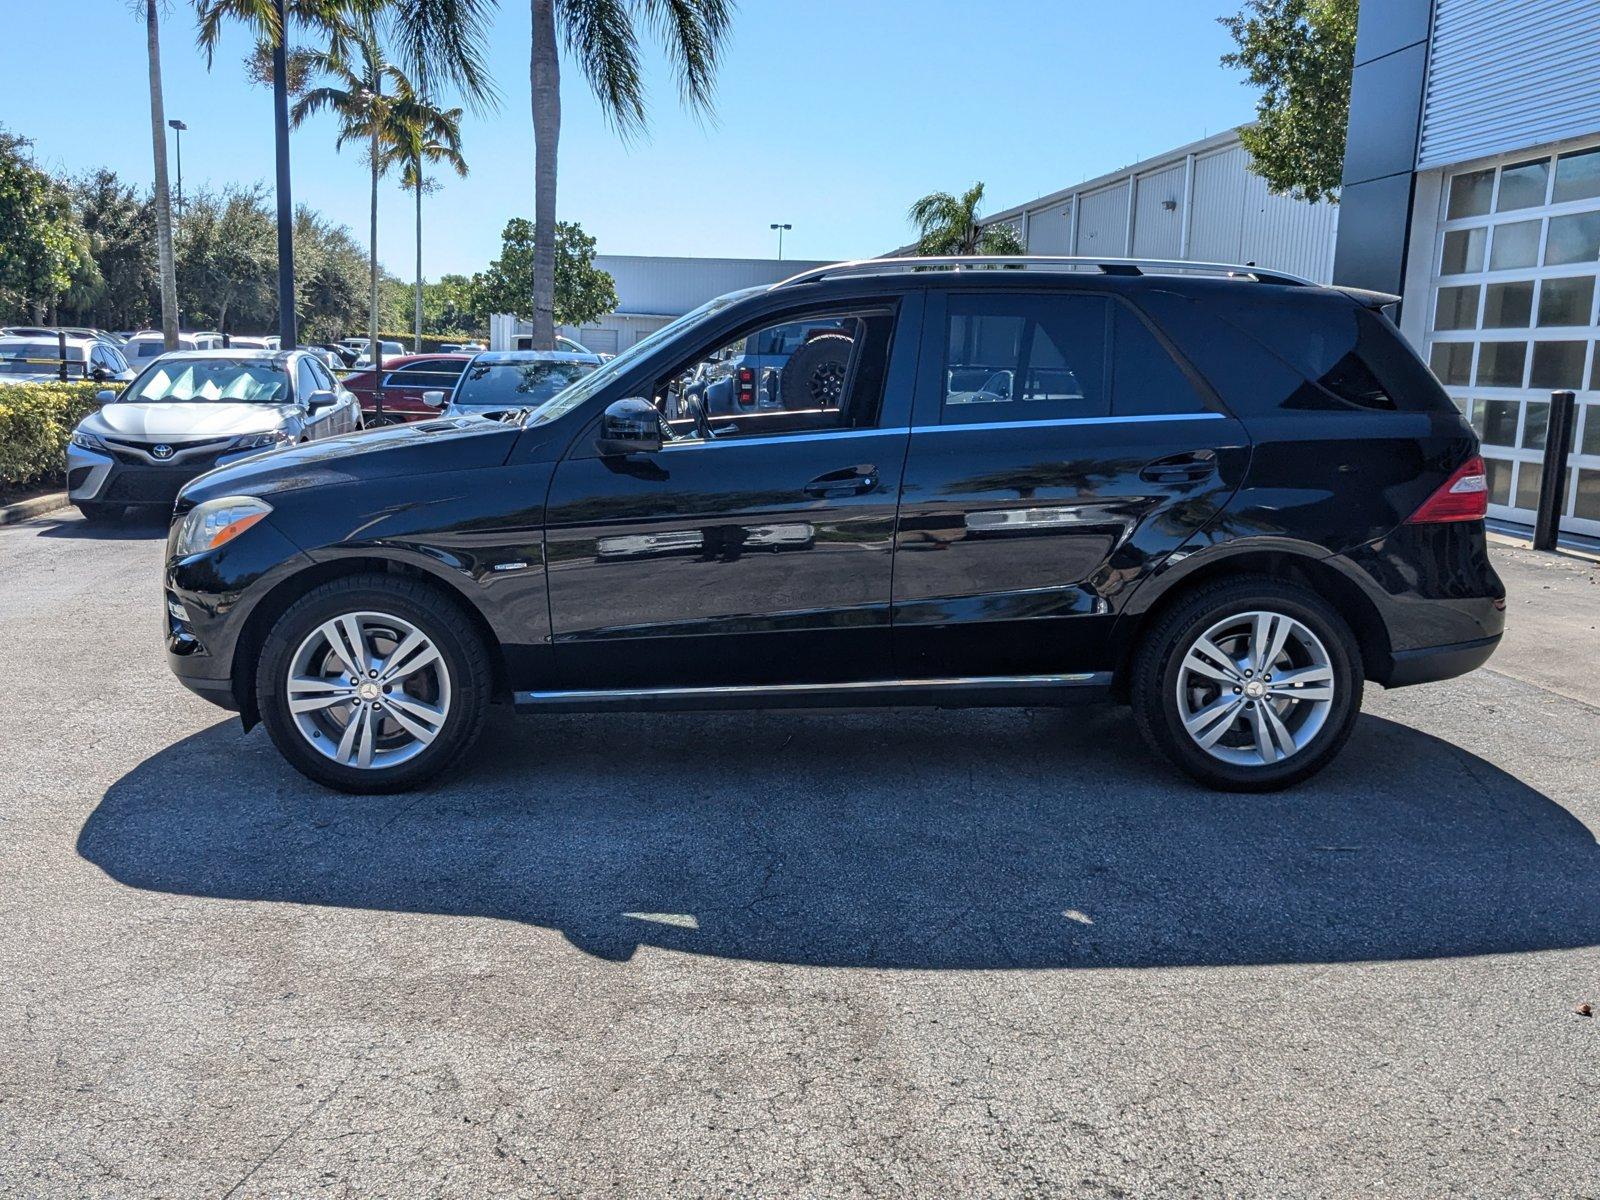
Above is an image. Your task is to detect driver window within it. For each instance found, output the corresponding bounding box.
[296,358,322,402]
[654,309,894,441]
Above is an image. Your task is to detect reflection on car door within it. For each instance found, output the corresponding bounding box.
[542,298,921,689]
[892,290,1250,679]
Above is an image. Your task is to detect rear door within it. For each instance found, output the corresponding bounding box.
[892,288,1249,679]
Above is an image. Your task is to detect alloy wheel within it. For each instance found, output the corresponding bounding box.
[285,611,452,770]
[1174,610,1336,768]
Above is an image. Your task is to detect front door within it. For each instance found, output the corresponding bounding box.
[893,288,1250,679]
[543,297,920,689]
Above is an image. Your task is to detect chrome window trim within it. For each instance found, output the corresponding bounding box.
[657,411,1226,451]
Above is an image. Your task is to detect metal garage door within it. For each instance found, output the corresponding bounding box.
[1424,142,1600,535]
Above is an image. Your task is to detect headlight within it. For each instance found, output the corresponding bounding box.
[174,496,273,556]
[234,430,293,451]
[69,429,104,450]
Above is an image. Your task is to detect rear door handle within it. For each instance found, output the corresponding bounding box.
[1139,449,1218,484]
[804,464,878,498]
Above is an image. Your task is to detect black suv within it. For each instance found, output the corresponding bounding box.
[163,257,1504,794]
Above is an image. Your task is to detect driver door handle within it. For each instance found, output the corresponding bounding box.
[804,464,878,498]
[1139,449,1217,484]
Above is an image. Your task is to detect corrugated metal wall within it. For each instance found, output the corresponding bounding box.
[593,255,832,317]
[1077,183,1130,254]
[1241,172,1339,281]
[1187,147,1249,264]
[1026,199,1074,254]
[1132,164,1187,258]
[1419,0,1600,170]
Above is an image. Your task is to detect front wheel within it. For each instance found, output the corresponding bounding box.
[1131,578,1363,792]
[256,575,492,793]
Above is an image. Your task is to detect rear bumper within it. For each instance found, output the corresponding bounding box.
[1384,634,1501,688]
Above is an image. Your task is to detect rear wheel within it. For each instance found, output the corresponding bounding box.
[1131,578,1362,791]
[256,575,492,793]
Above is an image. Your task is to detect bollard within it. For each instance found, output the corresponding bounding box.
[1532,390,1577,552]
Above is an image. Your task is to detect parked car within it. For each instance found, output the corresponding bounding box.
[121,330,223,363]
[223,336,273,350]
[431,350,599,421]
[339,353,472,423]
[677,316,853,418]
[353,340,407,369]
[3,325,126,349]
[163,255,1505,795]
[300,345,347,372]
[68,348,361,521]
[509,334,600,360]
[0,334,133,385]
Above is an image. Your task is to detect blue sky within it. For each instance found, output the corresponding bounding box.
[2,1,1259,279]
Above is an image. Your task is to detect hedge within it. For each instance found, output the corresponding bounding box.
[0,381,108,491]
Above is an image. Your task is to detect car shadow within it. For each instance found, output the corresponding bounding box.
[35,509,168,540]
[77,707,1600,969]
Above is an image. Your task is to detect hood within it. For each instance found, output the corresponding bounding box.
[180,415,520,505]
[87,401,292,440]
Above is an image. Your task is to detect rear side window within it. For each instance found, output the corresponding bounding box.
[1111,303,1209,416]
[941,293,1108,423]
[1137,288,1455,416]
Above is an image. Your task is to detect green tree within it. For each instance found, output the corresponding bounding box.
[174,186,277,331]
[1220,0,1358,203]
[421,272,479,335]
[293,205,370,340]
[472,217,616,330]
[63,170,157,330]
[0,129,96,323]
[292,18,423,381]
[526,0,733,348]
[384,98,467,350]
[907,182,1026,256]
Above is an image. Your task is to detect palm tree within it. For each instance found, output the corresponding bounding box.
[527,0,734,349]
[291,21,417,408]
[140,0,180,350]
[908,182,1027,257]
[385,101,467,351]
[195,0,496,346]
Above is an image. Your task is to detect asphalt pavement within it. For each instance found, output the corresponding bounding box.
[1,510,1596,1197]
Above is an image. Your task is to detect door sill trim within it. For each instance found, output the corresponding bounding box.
[513,672,1113,713]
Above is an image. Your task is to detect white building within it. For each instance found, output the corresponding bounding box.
[975,128,1339,283]
[492,254,832,354]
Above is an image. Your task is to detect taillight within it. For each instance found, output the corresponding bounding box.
[1406,455,1488,524]
[737,366,755,406]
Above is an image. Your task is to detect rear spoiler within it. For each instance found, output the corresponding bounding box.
[1335,284,1402,323]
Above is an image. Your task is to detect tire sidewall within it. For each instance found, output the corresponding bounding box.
[256,579,488,793]
[1140,583,1363,791]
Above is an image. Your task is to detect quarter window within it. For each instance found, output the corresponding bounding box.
[384,359,467,390]
[941,293,1107,424]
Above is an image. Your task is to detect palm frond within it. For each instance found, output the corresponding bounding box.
[637,0,733,114]
[382,0,501,112]
[558,0,647,139]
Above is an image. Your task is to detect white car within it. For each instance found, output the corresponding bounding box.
[121,331,224,364]
[65,349,362,521]
[0,334,133,386]
[353,339,407,368]
[423,350,599,421]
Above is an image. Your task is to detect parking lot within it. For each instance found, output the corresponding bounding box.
[2,509,1597,1197]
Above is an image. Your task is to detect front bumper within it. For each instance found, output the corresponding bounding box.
[68,441,282,507]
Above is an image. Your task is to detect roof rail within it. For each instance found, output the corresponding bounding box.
[770,255,1316,290]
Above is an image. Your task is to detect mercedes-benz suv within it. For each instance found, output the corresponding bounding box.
[161,257,1505,794]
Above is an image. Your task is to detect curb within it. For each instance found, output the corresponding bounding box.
[0,491,70,527]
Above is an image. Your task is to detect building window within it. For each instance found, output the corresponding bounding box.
[1427,144,1600,535]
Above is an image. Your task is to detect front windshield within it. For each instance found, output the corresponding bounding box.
[455,360,598,409]
[521,286,764,427]
[122,359,289,404]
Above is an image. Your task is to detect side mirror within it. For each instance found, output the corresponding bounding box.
[596,397,665,456]
[421,389,448,408]
[95,389,117,404]
[305,388,339,412]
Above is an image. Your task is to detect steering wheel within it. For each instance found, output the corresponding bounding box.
[685,392,715,441]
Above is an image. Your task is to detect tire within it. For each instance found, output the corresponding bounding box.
[75,502,121,523]
[778,333,853,411]
[1130,577,1363,792]
[255,574,492,794]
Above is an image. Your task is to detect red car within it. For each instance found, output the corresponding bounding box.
[340,353,471,423]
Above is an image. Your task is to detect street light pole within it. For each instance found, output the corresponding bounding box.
[167,119,186,215]
[770,222,792,260]
[271,0,297,349]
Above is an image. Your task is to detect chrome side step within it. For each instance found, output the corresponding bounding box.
[513,673,1112,714]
